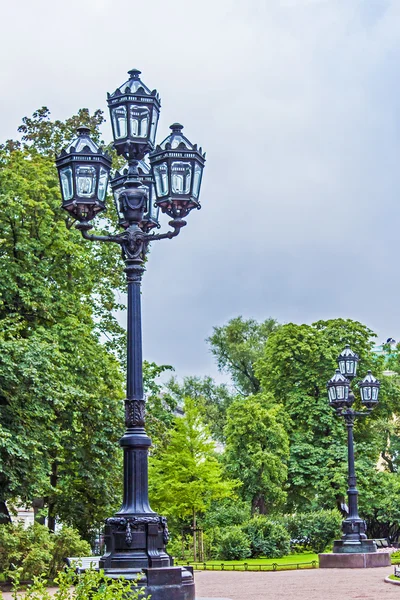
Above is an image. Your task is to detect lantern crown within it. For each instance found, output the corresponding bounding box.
[55,127,111,222]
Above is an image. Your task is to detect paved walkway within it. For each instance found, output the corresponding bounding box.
[195,567,398,600]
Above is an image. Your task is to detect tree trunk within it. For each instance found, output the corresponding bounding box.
[32,497,46,525]
[0,501,11,524]
[193,510,197,562]
[251,494,266,515]
[47,460,58,532]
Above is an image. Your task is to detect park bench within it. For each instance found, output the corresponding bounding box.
[374,538,390,549]
[64,557,100,574]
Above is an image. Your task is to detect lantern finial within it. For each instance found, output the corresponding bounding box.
[128,68,142,79]
[77,126,91,136]
[170,123,184,132]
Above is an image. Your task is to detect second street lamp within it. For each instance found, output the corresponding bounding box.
[56,68,205,600]
[327,347,380,554]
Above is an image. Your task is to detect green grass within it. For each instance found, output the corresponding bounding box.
[175,553,319,571]
[388,574,400,581]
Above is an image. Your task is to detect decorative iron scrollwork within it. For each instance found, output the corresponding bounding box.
[125,400,145,427]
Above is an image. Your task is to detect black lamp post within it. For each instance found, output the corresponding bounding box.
[56,69,205,600]
[327,346,380,554]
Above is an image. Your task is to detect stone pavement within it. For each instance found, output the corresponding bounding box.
[194,567,398,600]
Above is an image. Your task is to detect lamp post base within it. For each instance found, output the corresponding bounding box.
[332,539,377,553]
[319,551,391,568]
[104,565,195,600]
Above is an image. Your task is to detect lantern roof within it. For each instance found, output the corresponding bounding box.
[338,345,359,360]
[328,369,349,385]
[64,126,99,154]
[360,370,379,384]
[108,68,160,103]
[156,123,206,157]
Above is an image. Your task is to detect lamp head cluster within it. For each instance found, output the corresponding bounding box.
[56,69,206,228]
[327,346,380,411]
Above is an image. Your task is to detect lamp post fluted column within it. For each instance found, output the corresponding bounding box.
[56,68,205,600]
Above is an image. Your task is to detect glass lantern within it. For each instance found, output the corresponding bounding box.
[56,127,112,222]
[107,69,161,161]
[149,123,206,219]
[337,345,360,380]
[327,369,350,409]
[359,371,380,409]
[111,160,159,232]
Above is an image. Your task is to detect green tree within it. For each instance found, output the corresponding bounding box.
[255,318,386,511]
[164,375,236,442]
[0,109,126,539]
[149,398,238,560]
[207,316,279,395]
[223,394,289,514]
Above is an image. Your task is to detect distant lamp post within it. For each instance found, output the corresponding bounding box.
[327,347,380,554]
[56,69,205,600]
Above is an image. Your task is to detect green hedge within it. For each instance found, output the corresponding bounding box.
[0,522,91,580]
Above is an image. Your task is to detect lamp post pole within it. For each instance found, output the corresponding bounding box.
[327,347,380,554]
[56,69,205,600]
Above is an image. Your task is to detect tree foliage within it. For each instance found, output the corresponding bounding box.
[207,316,279,395]
[149,398,238,529]
[0,109,126,539]
[223,394,289,514]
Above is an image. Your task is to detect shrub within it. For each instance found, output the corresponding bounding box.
[215,526,251,561]
[0,522,91,580]
[283,509,342,553]
[243,515,290,558]
[8,567,145,600]
[49,526,91,579]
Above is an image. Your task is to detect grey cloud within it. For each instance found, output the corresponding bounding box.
[1,0,400,379]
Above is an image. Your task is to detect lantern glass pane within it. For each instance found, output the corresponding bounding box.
[76,166,97,198]
[60,167,73,201]
[150,108,159,145]
[372,387,378,400]
[153,163,169,196]
[129,105,150,137]
[328,387,336,401]
[363,386,371,400]
[171,161,192,194]
[98,167,109,201]
[337,386,344,400]
[193,163,202,198]
[346,360,354,374]
[112,106,127,139]
[150,185,159,220]
[338,361,345,374]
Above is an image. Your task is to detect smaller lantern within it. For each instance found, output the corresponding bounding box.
[359,371,380,409]
[107,69,161,161]
[337,345,359,380]
[327,369,350,409]
[149,123,206,219]
[56,127,111,222]
[111,160,159,232]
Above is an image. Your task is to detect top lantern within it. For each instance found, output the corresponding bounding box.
[107,69,161,161]
[55,127,112,222]
[337,345,359,380]
[149,123,206,219]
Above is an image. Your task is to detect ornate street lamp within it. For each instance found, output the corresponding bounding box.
[56,69,205,600]
[326,347,380,554]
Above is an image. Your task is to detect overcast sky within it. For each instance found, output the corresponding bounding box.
[1,0,399,382]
